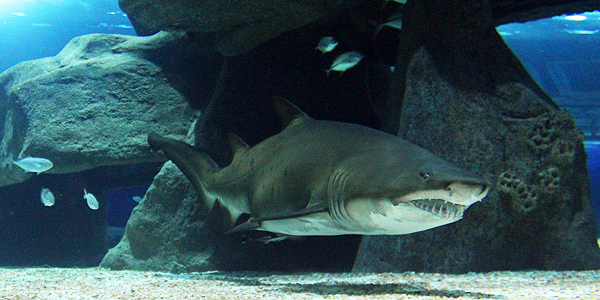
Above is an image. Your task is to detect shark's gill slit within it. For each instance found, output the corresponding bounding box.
[328,168,352,224]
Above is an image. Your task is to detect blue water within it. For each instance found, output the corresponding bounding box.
[103,185,149,227]
[587,142,600,228]
[0,0,135,73]
[497,12,600,100]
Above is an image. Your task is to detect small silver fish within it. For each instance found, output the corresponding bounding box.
[84,188,99,210]
[132,196,143,203]
[374,17,402,38]
[326,51,365,75]
[40,188,55,207]
[315,36,338,54]
[380,0,407,9]
[13,157,53,174]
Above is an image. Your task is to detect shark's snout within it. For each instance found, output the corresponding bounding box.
[341,178,489,235]
[396,180,488,206]
[445,181,490,206]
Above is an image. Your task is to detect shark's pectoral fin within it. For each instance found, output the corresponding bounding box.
[225,218,260,234]
[225,203,328,234]
[244,233,290,244]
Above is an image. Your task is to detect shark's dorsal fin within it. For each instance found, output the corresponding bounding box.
[227,133,249,156]
[272,96,311,129]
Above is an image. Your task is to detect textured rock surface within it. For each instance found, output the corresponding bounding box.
[353,0,600,271]
[119,0,362,56]
[0,31,199,187]
[354,48,600,272]
[119,0,600,55]
[100,162,228,272]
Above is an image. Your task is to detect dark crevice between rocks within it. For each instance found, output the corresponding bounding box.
[214,234,363,273]
[0,162,162,267]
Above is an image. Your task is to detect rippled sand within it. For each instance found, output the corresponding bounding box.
[0,267,598,299]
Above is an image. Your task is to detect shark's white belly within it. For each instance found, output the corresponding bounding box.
[257,207,462,236]
[259,212,351,236]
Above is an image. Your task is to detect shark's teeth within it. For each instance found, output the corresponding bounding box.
[411,199,466,219]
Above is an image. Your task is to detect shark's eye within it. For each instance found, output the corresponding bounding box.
[419,172,430,181]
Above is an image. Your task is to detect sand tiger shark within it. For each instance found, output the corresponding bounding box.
[148,96,489,237]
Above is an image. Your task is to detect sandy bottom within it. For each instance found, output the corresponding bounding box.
[0,267,598,299]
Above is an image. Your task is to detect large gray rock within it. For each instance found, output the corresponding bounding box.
[119,0,363,55]
[119,0,600,56]
[353,0,600,272]
[354,47,600,272]
[0,31,199,187]
[99,161,235,272]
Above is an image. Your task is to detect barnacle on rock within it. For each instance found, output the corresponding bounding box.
[538,167,561,190]
[527,110,578,160]
[512,182,538,213]
[528,117,556,155]
[497,172,519,191]
[497,172,538,213]
[547,140,575,167]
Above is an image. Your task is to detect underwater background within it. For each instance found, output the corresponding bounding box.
[0,0,599,267]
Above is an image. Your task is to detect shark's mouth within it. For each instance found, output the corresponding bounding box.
[411,199,466,219]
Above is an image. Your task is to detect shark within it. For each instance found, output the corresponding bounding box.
[148,96,489,237]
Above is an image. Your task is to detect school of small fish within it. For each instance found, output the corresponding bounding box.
[12,155,105,210]
[313,0,408,75]
[315,36,365,76]
[39,186,100,210]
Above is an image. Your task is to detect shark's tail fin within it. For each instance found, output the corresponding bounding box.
[148,132,219,211]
